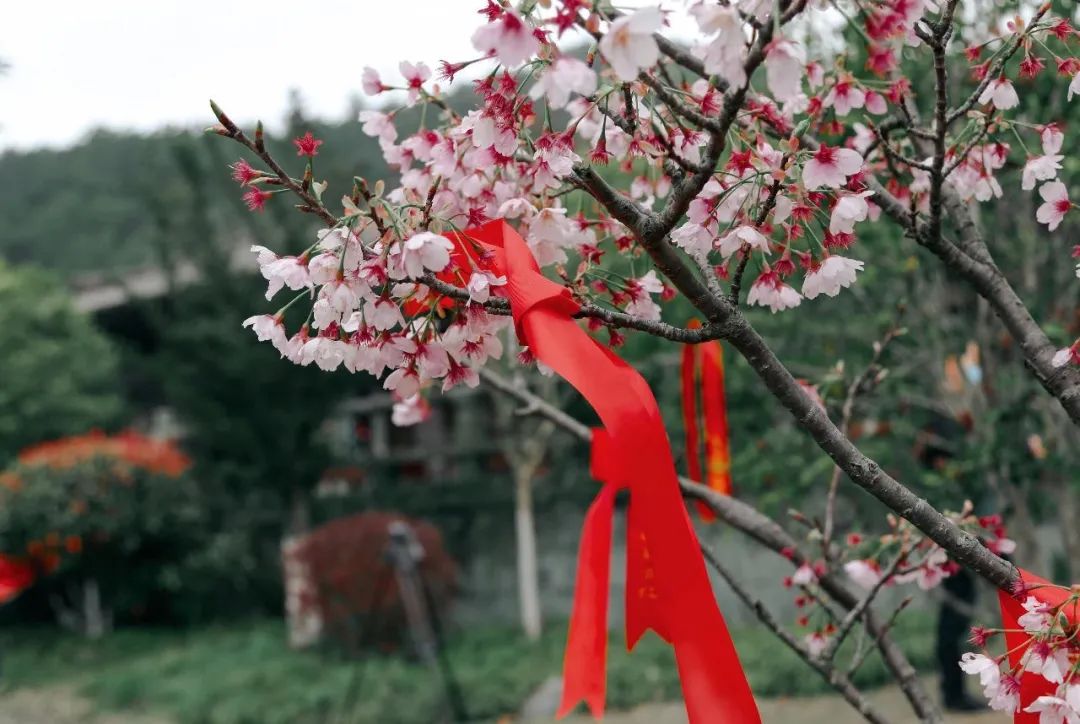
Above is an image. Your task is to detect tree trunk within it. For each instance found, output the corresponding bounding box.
[514,468,542,641]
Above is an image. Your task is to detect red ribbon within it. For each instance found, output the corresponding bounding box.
[449,220,759,723]
[998,569,1079,723]
[681,334,733,521]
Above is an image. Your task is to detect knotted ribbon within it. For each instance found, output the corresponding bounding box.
[680,331,733,521]
[449,220,759,723]
[998,569,1080,723]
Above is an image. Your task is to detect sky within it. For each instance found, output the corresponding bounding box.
[0,0,675,153]
[0,1,486,151]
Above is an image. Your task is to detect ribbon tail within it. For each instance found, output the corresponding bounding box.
[625,498,668,650]
[558,483,616,720]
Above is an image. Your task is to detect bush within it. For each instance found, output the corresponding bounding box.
[0,432,205,633]
[293,512,458,654]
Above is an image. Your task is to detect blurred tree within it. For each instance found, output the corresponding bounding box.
[0,261,123,464]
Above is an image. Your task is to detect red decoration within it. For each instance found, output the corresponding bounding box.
[681,328,733,521]
[0,555,35,604]
[449,220,759,723]
[998,569,1080,723]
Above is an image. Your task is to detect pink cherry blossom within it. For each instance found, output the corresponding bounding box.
[864,90,887,115]
[671,222,715,257]
[803,632,828,657]
[802,145,863,190]
[824,81,865,116]
[625,270,664,321]
[1042,124,1065,154]
[988,674,1021,714]
[442,360,481,392]
[1023,154,1064,191]
[384,366,421,399]
[391,394,430,427]
[362,67,385,96]
[1022,644,1071,684]
[748,269,802,313]
[717,224,770,258]
[358,110,397,143]
[1069,72,1080,101]
[979,77,1019,110]
[399,61,431,103]
[599,7,662,81]
[366,297,405,331]
[471,8,540,67]
[959,652,1001,690]
[829,191,874,234]
[251,245,311,300]
[802,256,864,299]
[1018,595,1053,633]
[390,232,454,279]
[1036,181,1070,231]
[529,58,596,109]
[1023,694,1074,723]
[690,4,746,85]
[791,563,817,586]
[1052,344,1080,368]
[466,271,507,304]
[842,559,882,591]
[242,314,287,353]
[765,39,805,103]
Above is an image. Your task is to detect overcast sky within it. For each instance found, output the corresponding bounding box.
[0,0,673,152]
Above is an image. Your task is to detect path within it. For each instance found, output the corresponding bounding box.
[0,678,999,723]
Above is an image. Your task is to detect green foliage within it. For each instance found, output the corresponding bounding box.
[0,118,385,275]
[1,613,936,723]
[0,262,123,464]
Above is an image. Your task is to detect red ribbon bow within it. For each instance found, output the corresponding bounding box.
[998,569,1080,723]
[449,220,759,723]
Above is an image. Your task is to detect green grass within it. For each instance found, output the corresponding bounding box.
[0,612,937,723]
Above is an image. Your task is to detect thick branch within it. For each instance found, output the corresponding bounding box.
[719,310,1017,592]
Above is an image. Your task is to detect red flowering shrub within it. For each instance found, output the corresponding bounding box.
[0,431,204,631]
[294,512,458,654]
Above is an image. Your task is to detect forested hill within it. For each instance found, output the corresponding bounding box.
[0,117,385,276]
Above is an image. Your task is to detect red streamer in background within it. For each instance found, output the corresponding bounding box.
[449,220,759,724]
[998,569,1079,724]
[681,328,733,521]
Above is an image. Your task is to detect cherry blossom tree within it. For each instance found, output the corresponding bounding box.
[211,0,1080,721]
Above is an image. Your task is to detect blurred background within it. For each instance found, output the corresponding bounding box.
[1,1,1078,722]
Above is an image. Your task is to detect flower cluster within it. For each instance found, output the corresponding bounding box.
[961,582,1080,720]
[221,0,1080,415]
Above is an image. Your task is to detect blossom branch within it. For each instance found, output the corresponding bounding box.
[208,101,337,227]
